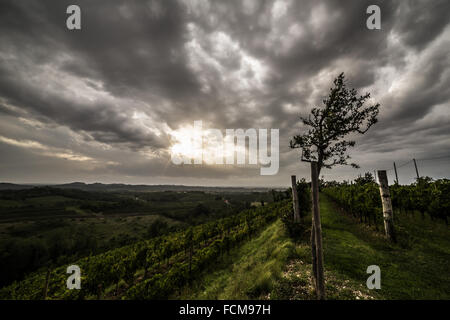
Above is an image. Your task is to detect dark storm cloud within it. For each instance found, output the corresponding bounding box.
[0,60,169,149]
[0,0,449,184]
[0,0,197,149]
[393,1,450,51]
[168,0,402,133]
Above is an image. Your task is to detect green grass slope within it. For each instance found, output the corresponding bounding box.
[177,219,296,299]
[273,194,450,300]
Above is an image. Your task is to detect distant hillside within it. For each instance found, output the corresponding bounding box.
[0,182,280,193]
[0,183,34,191]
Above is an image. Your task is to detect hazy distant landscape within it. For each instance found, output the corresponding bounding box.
[0,184,274,288]
[0,182,277,193]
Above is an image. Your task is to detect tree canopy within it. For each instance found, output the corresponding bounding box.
[290,72,379,174]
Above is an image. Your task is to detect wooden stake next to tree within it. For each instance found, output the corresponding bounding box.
[291,175,301,222]
[310,222,317,290]
[97,284,102,300]
[311,162,325,300]
[377,170,396,242]
[43,268,51,300]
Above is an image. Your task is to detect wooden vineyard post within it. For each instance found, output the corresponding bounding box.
[393,162,399,184]
[189,244,193,277]
[310,222,317,291]
[413,158,420,180]
[97,284,102,300]
[43,268,50,300]
[311,162,325,300]
[291,175,301,222]
[377,170,396,242]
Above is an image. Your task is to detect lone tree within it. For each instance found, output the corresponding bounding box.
[290,72,380,300]
[290,72,379,174]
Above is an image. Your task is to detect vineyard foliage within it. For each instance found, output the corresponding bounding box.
[0,200,290,300]
[323,176,450,226]
[279,179,311,237]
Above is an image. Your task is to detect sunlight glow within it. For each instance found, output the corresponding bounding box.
[168,123,248,165]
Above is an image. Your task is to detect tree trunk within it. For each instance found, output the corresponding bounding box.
[311,162,325,300]
[377,170,396,243]
[291,175,301,222]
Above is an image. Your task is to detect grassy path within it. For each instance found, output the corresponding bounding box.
[320,194,450,299]
[275,195,450,299]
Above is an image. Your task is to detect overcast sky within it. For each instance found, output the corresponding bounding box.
[0,0,449,187]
